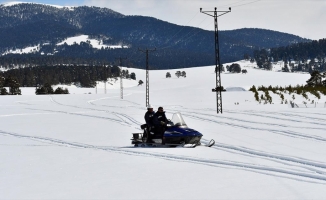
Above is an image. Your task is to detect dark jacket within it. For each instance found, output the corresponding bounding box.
[153,111,168,127]
[144,111,155,127]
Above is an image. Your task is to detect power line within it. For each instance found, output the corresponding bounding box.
[159,15,210,50]
[218,0,249,7]
[232,0,262,8]
[158,12,199,48]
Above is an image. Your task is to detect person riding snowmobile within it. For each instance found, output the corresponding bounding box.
[144,104,155,142]
[153,106,168,144]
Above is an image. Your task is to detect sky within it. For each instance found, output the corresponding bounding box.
[0,0,325,40]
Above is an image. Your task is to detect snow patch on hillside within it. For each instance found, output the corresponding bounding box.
[1,35,129,56]
[1,45,40,56]
[2,1,75,10]
[56,35,129,49]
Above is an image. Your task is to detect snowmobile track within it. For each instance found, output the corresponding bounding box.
[1,129,326,184]
[201,138,326,173]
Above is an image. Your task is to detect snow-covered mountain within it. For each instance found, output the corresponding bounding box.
[0,2,310,69]
[2,1,75,10]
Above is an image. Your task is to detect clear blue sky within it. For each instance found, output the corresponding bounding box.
[1,0,325,40]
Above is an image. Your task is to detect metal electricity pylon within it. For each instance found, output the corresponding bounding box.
[138,48,156,107]
[200,7,231,114]
[116,57,127,99]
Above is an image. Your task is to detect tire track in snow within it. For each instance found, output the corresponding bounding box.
[166,107,326,175]
[87,95,141,106]
[27,108,129,126]
[182,113,326,143]
[167,108,326,143]
[112,112,143,126]
[288,110,326,117]
[50,96,143,127]
[175,109,326,131]
[249,109,326,122]
[224,109,326,127]
[0,113,54,118]
[87,98,144,128]
[201,138,326,174]
[1,129,326,184]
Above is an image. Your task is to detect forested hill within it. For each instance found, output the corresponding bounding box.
[254,39,326,72]
[0,2,311,69]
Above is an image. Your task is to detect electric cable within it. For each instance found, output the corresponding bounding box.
[232,0,263,8]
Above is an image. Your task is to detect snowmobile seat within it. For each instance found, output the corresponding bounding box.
[133,133,141,139]
[140,124,147,130]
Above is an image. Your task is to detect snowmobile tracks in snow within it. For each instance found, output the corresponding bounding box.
[49,96,142,127]
[170,110,326,143]
[1,129,326,184]
[201,138,326,173]
[27,108,130,126]
[169,108,326,131]
[225,109,326,127]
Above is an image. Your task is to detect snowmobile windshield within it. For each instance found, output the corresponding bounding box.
[171,112,187,127]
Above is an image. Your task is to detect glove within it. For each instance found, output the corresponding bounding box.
[160,121,166,125]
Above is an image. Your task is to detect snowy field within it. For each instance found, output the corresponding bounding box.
[1,61,326,199]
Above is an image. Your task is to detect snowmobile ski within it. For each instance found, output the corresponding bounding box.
[134,142,197,148]
[206,139,215,147]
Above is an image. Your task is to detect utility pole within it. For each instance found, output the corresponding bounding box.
[138,48,156,107]
[200,7,231,114]
[104,79,106,94]
[104,65,107,94]
[116,57,127,99]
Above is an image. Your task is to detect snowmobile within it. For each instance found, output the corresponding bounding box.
[131,112,215,148]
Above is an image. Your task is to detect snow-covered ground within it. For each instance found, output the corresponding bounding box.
[1,61,326,199]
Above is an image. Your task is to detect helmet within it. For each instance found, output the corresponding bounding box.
[147,104,153,109]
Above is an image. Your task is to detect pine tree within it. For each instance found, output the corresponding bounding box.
[306,71,323,87]
[0,76,4,88]
[229,63,241,73]
[6,76,21,95]
[0,88,8,95]
[130,72,136,80]
[175,71,181,78]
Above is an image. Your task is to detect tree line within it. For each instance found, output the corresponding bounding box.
[0,65,136,88]
[0,76,21,95]
[253,39,326,72]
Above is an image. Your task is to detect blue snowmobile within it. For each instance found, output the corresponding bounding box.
[132,112,214,147]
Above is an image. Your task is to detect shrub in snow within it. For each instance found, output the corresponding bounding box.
[175,71,181,78]
[54,87,69,94]
[0,88,8,95]
[228,63,241,73]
